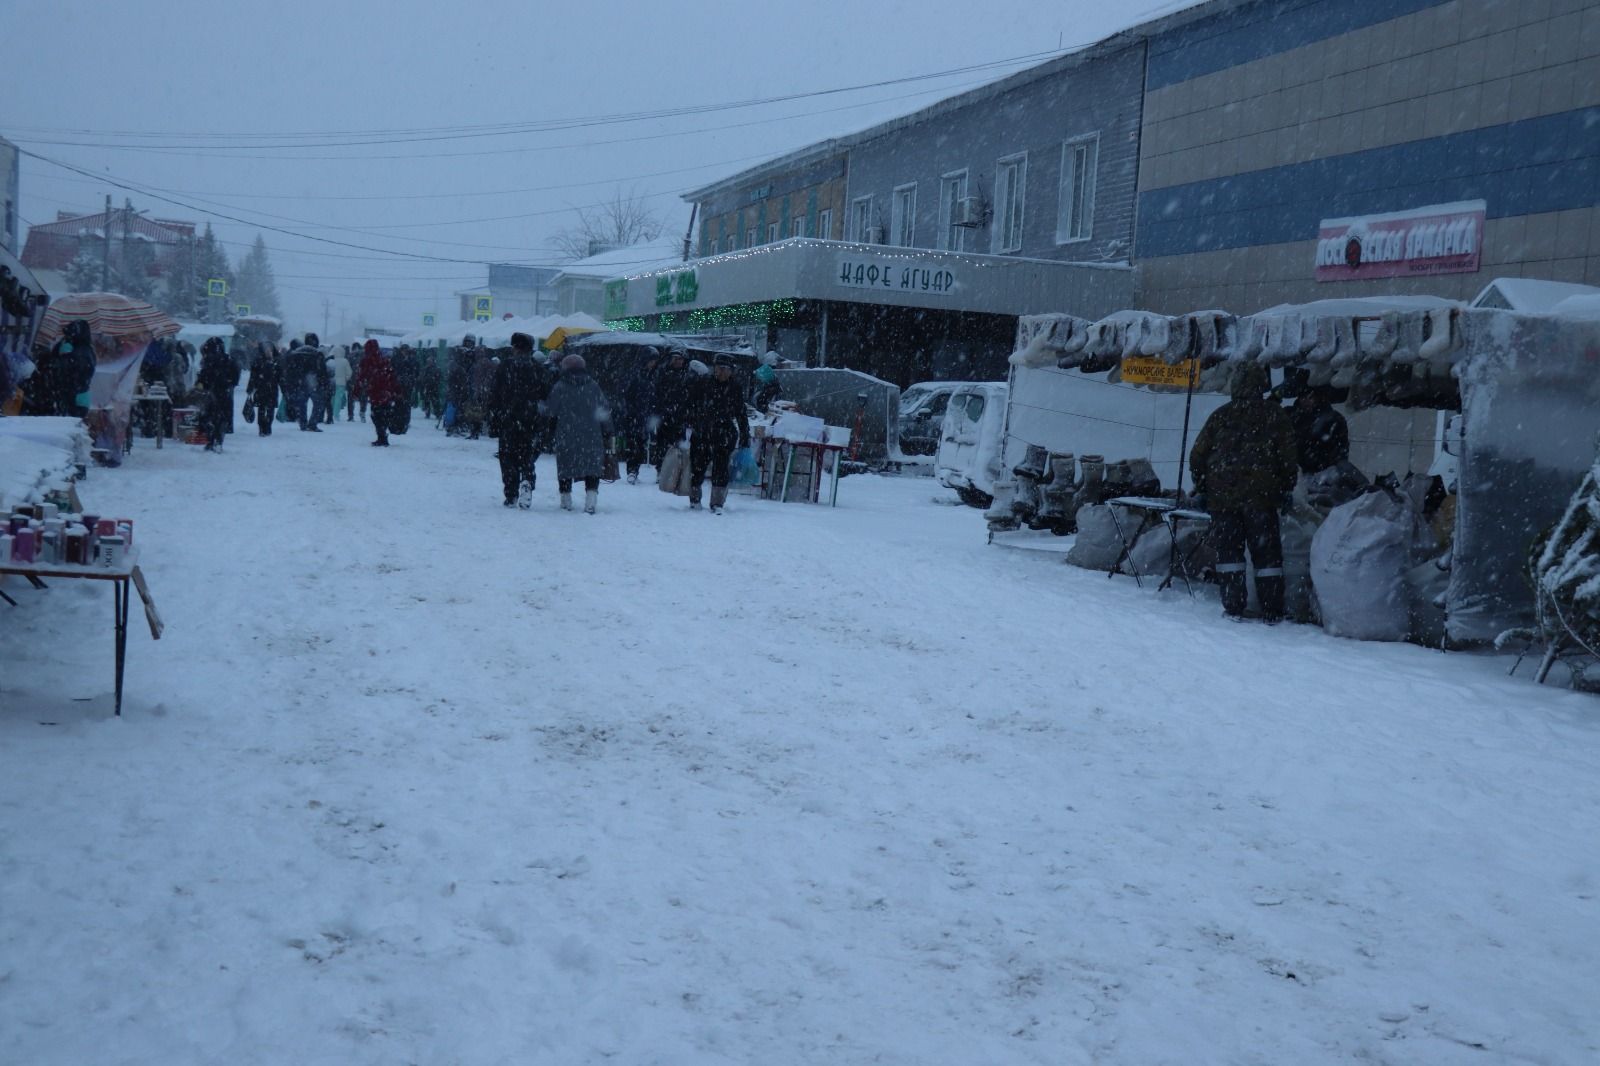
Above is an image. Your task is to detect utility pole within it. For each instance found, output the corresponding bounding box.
[322,296,331,339]
[101,193,112,290]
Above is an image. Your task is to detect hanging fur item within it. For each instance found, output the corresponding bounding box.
[1305,316,1340,364]
[1235,317,1268,361]
[1139,315,1171,357]
[1388,312,1427,365]
[1161,315,1195,364]
[1418,306,1458,364]
[1358,311,1400,362]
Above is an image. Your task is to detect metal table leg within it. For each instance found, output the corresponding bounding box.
[114,577,130,716]
[1106,507,1145,588]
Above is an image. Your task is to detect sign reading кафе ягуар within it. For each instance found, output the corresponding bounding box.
[836,253,958,295]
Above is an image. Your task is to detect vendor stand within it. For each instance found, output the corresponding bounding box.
[1,242,50,415]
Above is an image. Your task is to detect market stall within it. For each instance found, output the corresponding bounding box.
[1,241,50,415]
[991,299,1600,649]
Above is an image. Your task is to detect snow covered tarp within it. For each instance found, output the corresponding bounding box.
[771,368,899,464]
[0,416,90,510]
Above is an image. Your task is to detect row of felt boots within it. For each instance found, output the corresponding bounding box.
[986,448,1162,536]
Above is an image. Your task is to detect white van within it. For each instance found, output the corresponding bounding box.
[935,382,1008,507]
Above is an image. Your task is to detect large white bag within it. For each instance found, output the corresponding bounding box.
[1310,490,1416,640]
[1066,504,1124,571]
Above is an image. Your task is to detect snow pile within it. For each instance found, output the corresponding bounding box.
[0,416,89,509]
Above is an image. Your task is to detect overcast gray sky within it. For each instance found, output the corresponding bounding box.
[10,0,1187,335]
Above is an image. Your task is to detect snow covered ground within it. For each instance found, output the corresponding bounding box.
[3,405,1599,1065]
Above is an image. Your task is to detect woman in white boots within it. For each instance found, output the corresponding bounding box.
[543,352,613,514]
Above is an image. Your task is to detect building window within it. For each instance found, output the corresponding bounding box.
[937,170,969,252]
[889,183,917,246]
[992,154,1026,254]
[746,227,757,248]
[817,208,833,240]
[1057,134,1099,245]
[767,221,780,243]
[723,234,734,253]
[848,196,874,242]
[791,216,805,239]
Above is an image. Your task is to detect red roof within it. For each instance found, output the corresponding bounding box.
[21,209,196,272]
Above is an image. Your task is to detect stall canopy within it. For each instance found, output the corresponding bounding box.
[1012,300,1600,645]
[38,292,180,349]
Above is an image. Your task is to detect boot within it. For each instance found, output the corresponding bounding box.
[1219,570,1249,617]
[689,484,703,510]
[560,492,573,511]
[517,479,533,510]
[1256,575,1286,624]
[584,489,598,514]
[710,485,728,514]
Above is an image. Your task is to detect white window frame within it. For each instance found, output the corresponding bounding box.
[1056,134,1099,245]
[890,183,917,247]
[848,196,874,243]
[816,208,833,240]
[767,221,780,243]
[791,216,805,239]
[937,169,969,252]
[746,227,756,248]
[992,154,1027,254]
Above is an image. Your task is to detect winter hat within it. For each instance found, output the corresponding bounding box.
[688,359,711,376]
[713,354,738,369]
[304,332,320,348]
[510,332,534,353]
[364,338,381,357]
[1230,363,1269,400]
[560,353,586,372]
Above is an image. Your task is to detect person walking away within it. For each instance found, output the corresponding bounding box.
[353,339,398,446]
[618,351,659,484]
[284,334,322,431]
[467,346,496,440]
[419,347,443,422]
[753,351,783,412]
[1189,363,1299,622]
[651,349,690,471]
[224,342,244,433]
[542,352,612,514]
[445,342,473,436]
[687,355,751,514]
[489,332,551,508]
[249,343,282,436]
[196,337,234,452]
[331,345,352,423]
[393,345,420,425]
[64,320,96,417]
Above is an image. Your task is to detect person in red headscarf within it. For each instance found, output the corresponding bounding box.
[353,339,400,447]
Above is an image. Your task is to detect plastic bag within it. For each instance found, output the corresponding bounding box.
[442,402,457,429]
[1310,489,1422,641]
[730,446,758,485]
[658,445,687,496]
[1065,504,1124,571]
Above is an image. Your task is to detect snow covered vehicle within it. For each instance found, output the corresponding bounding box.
[896,381,961,456]
[935,381,1007,508]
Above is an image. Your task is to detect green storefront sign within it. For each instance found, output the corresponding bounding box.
[653,268,700,308]
[604,280,629,319]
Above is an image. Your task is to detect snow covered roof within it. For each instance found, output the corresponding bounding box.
[552,241,683,282]
[1550,294,1600,320]
[1473,278,1600,313]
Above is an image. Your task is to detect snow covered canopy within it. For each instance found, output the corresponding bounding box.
[1012,301,1600,645]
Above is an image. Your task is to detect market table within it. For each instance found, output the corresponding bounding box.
[0,547,162,716]
[1155,508,1213,595]
[1105,496,1176,587]
[132,392,172,449]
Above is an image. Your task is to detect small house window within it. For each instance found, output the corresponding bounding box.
[993,154,1026,254]
[1057,134,1099,244]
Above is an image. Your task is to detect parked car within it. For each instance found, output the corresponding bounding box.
[936,381,1008,507]
[897,381,961,456]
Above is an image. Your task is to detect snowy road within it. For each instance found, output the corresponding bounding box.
[4,410,1599,1065]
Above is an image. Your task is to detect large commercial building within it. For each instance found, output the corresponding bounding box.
[611,0,1600,383]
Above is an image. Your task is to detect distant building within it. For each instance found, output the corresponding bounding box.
[456,262,559,321]
[0,136,19,254]
[552,239,683,318]
[20,206,197,297]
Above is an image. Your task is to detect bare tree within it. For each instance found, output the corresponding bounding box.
[551,187,665,262]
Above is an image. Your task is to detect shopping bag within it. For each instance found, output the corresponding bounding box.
[658,445,684,494]
[241,398,255,423]
[390,401,411,435]
[730,446,759,485]
[442,402,457,429]
[600,452,620,483]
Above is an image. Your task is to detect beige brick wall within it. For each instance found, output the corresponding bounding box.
[1141,0,1600,190]
[1138,205,1600,314]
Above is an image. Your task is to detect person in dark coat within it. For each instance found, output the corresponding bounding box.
[489,332,552,507]
[618,350,659,484]
[419,348,443,421]
[393,345,419,432]
[354,339,399,446]
[445,340,473,436]
[542,352,612,514]
[282,335,320,431]
[64,320,96,417]
[1189,363,1299,622]
[753,351,782,412]
[650,349,690,470]
[249,343,282,436]
[686,355,751,514]
[195,336,234,452]
[1290,385,1350,475]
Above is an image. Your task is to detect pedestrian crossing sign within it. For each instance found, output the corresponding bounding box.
[474,296,492,315]
[422,313,436,327]
[235,304,250,316]
[207,278,227,297]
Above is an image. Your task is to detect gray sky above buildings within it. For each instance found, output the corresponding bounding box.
[10,0,1194,334]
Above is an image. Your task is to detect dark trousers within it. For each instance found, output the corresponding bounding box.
[256,395,275,436]
[1211,508,1285,619]
[225,388,236,433]
[285,388,308,428]
[499,435,536,502]
[202,393,229,445]
[373,404,390,444]
[310,388,328,426]
[347,389,367,421]
[652,421,683,467]
[622,426,650,476]
[558,476,600,494]
[690,436,735,489]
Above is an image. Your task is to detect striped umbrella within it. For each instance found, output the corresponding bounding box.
[36,292,181,349]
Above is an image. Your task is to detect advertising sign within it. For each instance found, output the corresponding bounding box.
[1120,356,1199,389]
[836,254,958,295]
[1315,200,1485,281]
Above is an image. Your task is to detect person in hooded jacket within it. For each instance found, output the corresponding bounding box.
[753,351,783,412]
[418,348,443,421]
[1189,363,1299,622]
[542,352,612,514]
[650,349,690,470]
[354,339,399,446]
[489,332,552,507]
[445,341,473,436]
[248,343,282,436]
[617,350,659,484]
[282,334,321,431]
[687,355,751,514]
[196,336,235,452]
[330,345,352,423]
